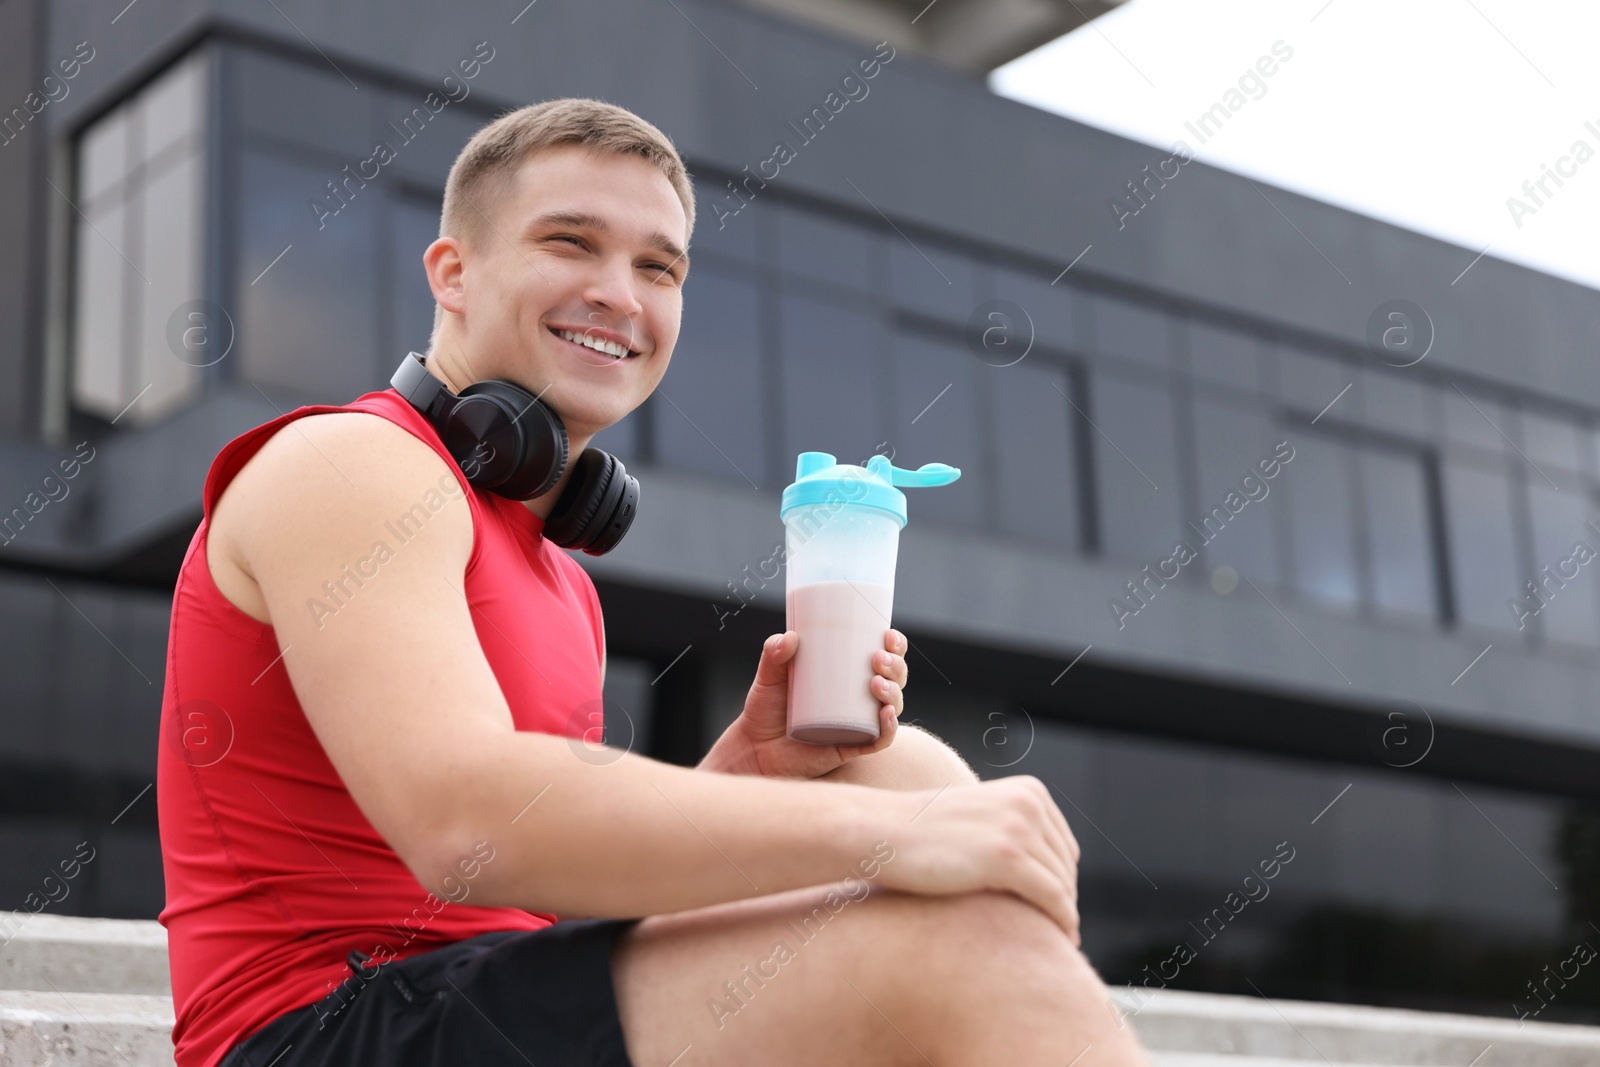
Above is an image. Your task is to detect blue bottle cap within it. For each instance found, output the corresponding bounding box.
[780,452,961,528]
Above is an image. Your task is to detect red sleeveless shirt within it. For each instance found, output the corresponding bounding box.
[156,388,607,1067]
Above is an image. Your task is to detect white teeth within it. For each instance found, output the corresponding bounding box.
[559,329,630,358]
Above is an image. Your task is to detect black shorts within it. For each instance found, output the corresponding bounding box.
[219,919,640,1067]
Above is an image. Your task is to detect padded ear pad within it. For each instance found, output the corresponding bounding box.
[445,379,569,500]
[545,449,640,556]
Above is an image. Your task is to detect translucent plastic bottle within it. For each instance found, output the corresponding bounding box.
[780,452,960,745]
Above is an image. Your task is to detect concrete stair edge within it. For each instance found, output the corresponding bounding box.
[0,912,170,996]
[0,990,174,1067]
[1116,987,1600,1066]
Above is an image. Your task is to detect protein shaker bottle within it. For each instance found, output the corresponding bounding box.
[780,452,961,745]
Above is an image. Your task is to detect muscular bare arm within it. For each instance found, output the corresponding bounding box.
[219,412,1081,933]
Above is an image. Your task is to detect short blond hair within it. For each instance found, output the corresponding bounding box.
[439,97,696,250]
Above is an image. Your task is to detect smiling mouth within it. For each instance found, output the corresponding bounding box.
[548,326,639,360]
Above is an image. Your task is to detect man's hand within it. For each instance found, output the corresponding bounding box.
[879,776,1083,945]
[698,628,908,778]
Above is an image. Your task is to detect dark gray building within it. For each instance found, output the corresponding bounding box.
[3,0,1599,1022]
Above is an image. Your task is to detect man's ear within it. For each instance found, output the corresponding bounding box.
[424,236,468,316]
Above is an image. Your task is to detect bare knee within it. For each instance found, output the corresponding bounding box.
[820,722,980,790]
[899,889,1082,978]
[866,892,1145,1065]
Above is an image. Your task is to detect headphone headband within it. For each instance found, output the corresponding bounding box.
[390,350,451,422]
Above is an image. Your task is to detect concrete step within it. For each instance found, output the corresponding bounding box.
[0,989,174,1067]
[5,916,1600,1066]
[1116,987,1600,1066]
[0,913,169,996]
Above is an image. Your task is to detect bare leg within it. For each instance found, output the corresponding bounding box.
[612,885,1146,1066]
[817,722,980,791]
[610,726,1147,1066]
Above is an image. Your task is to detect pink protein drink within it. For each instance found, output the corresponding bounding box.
[786,580,894,745]
[780,452,960,747]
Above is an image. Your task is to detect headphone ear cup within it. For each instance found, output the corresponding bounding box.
[454,380,569,500]
[545,450,639,555]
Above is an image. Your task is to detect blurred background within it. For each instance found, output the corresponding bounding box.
[3,0,1599,1024]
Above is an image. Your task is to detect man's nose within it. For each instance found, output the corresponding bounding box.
[583,256,645,319]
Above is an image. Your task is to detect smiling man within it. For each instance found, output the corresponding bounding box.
[157,98,1146,1067]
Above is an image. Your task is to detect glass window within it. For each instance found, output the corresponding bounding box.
[1275,345,1348,415]
[1092,295,1169,370]
[1186,320,1262,392]
[989,360,1076,547]
[690,172,762,263]
[1520,410,1585,476]
[1326,777,1442,910]
[1089,373,1182,562]
[238,150,379,403]
[776,202,878,293]
[655,267,766,485]
[1191,398,1283,587]
[1440,784,1564,928]
[888,239,976,319]
[234,48,366,156]
[72,198,126,416]
[779,292,885,474]
[1443,461,1523,633]
[139,153,206,415]
[387,192,440,367]
[1444,388,1510,454]
[1524,484,1600,646]
[80,105,130,203]
[1101,747,1218,882]
[1284,433,1360,609]
[381,90,483,191]
[143,53,204,162]
[993,268,1080,351]
[889,334,984,529]
[72,48,208,426]
[1360,367,1432,439]
[1361,447,1435,619]
[601,656,656,759]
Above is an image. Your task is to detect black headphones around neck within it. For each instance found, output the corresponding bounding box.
[389,351,638,556]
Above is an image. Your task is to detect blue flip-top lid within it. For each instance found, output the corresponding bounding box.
[780,452,961,528]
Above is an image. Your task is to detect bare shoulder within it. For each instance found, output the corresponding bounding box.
[209,411,470,625]
[206,410,511,884]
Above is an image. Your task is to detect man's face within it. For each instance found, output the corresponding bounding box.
[438,144,688,441]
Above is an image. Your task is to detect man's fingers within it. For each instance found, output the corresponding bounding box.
[1029,792,1081,915]
[870,674,904,718]
[880,631,910,685]
[1011,854,1080,944]
[1039,785,1080,867]
[873,654,908,696]
[1030,823,1078,923]
[1037,797,1079,884]
[745,633,797,695]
